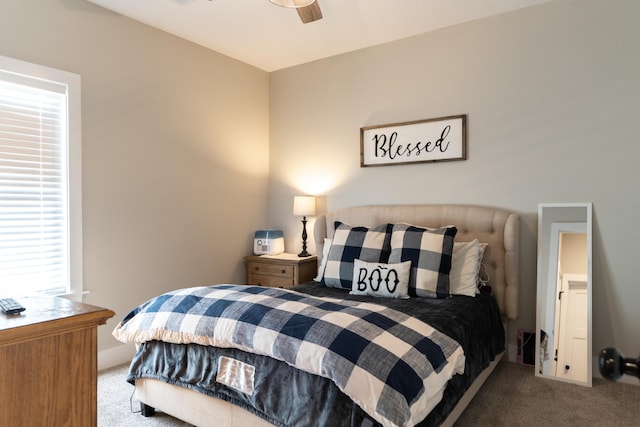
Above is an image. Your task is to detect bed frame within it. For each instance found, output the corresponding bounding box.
[134,204,520,427]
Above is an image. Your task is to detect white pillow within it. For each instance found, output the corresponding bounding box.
[349,259,411,299]
[450,240,486,297]
[313,238,332,281]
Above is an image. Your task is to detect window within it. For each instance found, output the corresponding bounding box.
[0,55,82,298]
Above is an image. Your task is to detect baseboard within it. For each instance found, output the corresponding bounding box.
[98,344,135,371]
[615,376,640,385]
[506,343,518,363]
[503,350,640,386]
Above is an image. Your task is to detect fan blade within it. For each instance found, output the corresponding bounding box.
[297,1,322,23]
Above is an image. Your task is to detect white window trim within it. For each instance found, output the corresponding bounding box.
[0,55,83,300]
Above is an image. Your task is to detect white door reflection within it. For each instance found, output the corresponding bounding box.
[536,203,592,387]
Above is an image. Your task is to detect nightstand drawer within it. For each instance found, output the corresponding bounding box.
[248,273,293,288]
[250,263,293,277]
[244,255,317,288]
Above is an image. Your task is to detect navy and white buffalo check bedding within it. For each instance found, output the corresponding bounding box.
[113,285,465,427]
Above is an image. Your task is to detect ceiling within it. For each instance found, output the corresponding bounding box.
[86,0,553,72]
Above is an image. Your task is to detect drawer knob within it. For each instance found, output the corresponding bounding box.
[254,266,259,271]
[281,269,286,274]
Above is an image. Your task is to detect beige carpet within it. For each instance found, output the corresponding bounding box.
[455,362,640,426]
[98,361,640,426]
[98,364,191,427]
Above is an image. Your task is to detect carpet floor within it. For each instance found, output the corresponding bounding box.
[98,361,640,426]
[98,363,191,427]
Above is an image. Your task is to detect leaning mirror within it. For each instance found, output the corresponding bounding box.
[536,203,592,386]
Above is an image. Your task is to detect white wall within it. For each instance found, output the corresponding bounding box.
[0,0,270,363]
[269,0,640,365]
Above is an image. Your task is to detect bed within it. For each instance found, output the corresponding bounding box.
[114,204,520,427]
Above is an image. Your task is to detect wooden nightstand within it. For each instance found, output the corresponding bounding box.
[245,254,317,288]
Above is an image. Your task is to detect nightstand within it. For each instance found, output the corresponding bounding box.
[245,254,317,288]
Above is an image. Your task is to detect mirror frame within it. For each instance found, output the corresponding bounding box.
[535,202,592,386]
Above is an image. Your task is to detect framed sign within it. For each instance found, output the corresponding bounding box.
[360,114,467,167]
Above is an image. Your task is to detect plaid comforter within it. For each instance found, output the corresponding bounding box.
[113,285,465,427]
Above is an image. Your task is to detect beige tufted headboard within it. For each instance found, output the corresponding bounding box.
[313,205,520,320]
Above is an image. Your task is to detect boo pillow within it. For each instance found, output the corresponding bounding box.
[322,222,393,289]
[349,259,411,299]
[388,223,457,298]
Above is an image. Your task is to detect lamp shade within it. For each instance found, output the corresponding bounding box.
[293,196,316,216]
[269,0,316,8]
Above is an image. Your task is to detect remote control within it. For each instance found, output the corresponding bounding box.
[0,297,26,315]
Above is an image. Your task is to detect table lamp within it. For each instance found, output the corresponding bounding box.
[293,196,316,257]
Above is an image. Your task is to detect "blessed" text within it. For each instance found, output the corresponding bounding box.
[372,125,451,160]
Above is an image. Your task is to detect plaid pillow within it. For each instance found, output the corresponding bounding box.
[322,222,393,289]
[389,223,457,298]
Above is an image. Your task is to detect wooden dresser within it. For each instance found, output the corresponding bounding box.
[245,254,317,288]
[0,295,114,427]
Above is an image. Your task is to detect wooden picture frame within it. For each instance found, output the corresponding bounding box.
[360,114,467,167]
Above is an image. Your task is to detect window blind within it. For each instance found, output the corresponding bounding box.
[0,71,69,295]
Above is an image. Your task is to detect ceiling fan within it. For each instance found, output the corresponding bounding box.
[175,0,323,24]
[269,0,323,24]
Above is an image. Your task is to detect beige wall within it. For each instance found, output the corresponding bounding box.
[560,233,587,275]
[269,0,640,366]
[3,0,639,373]
[0,0,270,358]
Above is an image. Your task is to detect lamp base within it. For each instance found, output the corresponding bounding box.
[298,216,311,257]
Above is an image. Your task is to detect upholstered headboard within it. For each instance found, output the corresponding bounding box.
[313,205,520,320]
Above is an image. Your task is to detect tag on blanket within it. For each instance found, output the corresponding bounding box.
[216,356,255,396]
